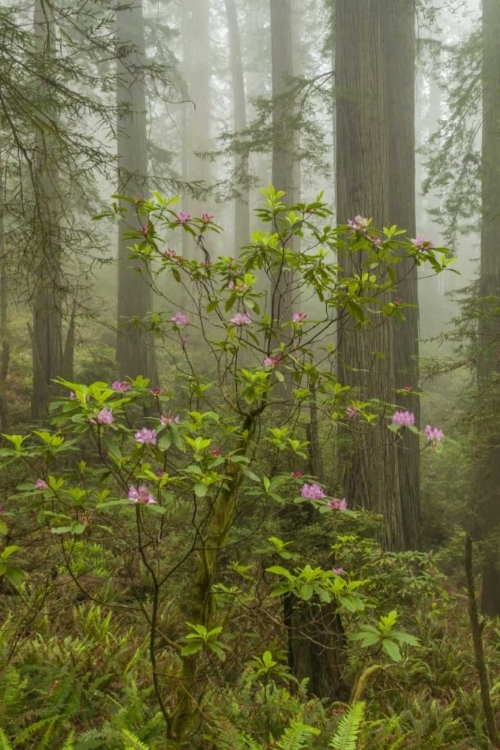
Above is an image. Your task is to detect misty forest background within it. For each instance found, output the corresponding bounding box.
[1,0,500,748]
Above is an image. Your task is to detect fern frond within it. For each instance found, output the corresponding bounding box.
[0,728,12,750]
[121,728,151,750]
[61,732,75,750]
[275,722,320,750]
[330,702,366,750]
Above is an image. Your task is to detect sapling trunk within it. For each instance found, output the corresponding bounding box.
[465,534,499,748]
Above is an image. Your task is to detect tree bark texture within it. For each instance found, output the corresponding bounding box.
[478,0,500,617]
[116,0,158,383]
[336,0,407,551]
[381,0,420,550]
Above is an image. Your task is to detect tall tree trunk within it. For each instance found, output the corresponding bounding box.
[381,0,420,550]
[116,0,158,383]
[478,0,500,617]
[32,0,63,419]
[0,146,8,431]
[225,0,249,251]
[336,0,404,550]
[181,0,212,261]
[270,0,298,327]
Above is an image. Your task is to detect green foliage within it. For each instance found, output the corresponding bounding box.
[329,703,365,750]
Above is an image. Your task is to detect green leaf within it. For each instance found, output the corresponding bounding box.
[194,482,208,498]
[381,639,401,662]
[300,584,314,601]
[4,567,24,589]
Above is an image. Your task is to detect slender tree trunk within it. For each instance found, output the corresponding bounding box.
[336,0,404,550]
[225,0,249,251]
[116,0,158,383]
[32,0,63,419]
[181,0,212,261]
[478,0,500,617]
[381,0,420,550]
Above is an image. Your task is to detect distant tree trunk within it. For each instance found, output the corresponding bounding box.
[381,0,420,550]
[270,0,298,326]
[116,0,158,383]
[0,148,8,431]
[182,0,212,261]
[478,0,500,617]
[32,0,63,419]
[225,0,249,251]
[336,0,404,550]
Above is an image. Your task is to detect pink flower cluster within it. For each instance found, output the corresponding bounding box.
[161,413,180,427]
[412,236,434,251]
[97,408,114,425]
[332,567,345,575]
[164,248,177,259]
[176,212,190,224]
[35,479,48,490]
[202,213,214,223]
[135,428,157,445]
[326,497,348,510]
[301,483,326,500]
[347,215,370,232]
[292,312,307,323]
[346,406,360,420]
[171,311,189,328]
[228,280,247,291]
[392,410,415,427]
[150,387,162,396]
[230,312,252,326]
[112,381,131,392]
[128,485,156,504]
[263,355,281,367]
[425,424,444,442]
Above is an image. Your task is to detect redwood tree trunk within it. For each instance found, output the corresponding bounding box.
[32,0,63,419]
[478,0,500,617]
[336,0,405,550]
[225,0,250,251]
[381,0,420,550]
[116,0,158,383]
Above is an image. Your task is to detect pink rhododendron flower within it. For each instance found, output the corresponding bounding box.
[230,312,252,326]
[141,225,149,235]
[392,410,415,427]
[202,213,214,223]
[176,212,190,224]
[327,497,348,510]
[292,312,307,323]
[69,391,76,399]
[170,311,189,328]
[161,413,180,427]
[301,482,326,500]
[97,408,114,425]
[412,236,435,251]
[346,406,360,420]
[394,297,402,306]
[347,215,370,232]
[164,248,177,258]
[210,449,221,456]
[333,567,345,575]
[111,381,131,392]
[228,280,247,291]
[403,386,413,392]
[291,471,303,478]
[135,428,157,445]
[150,387,162,396]
[35,479,48,490]
[425,424,444,442]
[128,485,156,504]
[263,355,281,367]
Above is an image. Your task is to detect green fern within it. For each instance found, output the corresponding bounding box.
[329,702,365,750]
[0,729,12,750]
[275,722,320,750]
[122,728,151,750]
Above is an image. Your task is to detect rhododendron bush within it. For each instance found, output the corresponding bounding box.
[0,188,450,742]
